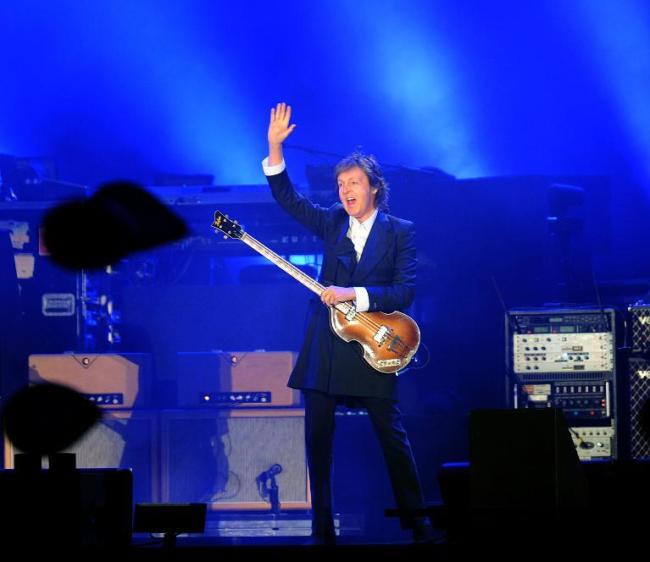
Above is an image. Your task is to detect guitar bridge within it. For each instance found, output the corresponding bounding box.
[387,336,403,353]
[373,326,390,346]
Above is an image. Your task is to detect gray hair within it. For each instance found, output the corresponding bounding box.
[334,151,389,211]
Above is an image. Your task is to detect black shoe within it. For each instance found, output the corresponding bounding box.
[308,531,336,546]
[311,512,336,545]
[412,518,435,544]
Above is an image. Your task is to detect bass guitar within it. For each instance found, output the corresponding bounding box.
[211,211,420,374]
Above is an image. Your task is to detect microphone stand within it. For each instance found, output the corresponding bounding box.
[268,474,280,515]
[269,474,280,530]
[257,471,281,530]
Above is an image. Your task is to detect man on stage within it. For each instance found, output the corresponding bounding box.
[262,102,433,544]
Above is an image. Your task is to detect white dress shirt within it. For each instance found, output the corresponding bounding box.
[262,157,372,312]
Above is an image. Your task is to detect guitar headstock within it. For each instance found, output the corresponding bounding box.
[212,210,244,239]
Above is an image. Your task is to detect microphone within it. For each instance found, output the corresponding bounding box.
[255,464,283,514]
[257,463,282,482]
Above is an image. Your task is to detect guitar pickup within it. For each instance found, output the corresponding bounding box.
[374,326,390,345]
[345,306,357,321]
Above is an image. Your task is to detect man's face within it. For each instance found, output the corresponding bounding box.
[337,166,378,222]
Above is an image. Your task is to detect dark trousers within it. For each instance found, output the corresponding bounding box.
[304,389,425,536]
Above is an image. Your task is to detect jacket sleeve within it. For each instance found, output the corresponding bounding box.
[266,170,332,240]
[365,221,416,313]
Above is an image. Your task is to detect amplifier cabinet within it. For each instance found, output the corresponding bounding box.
[629,305,650,354]
[4,409,159,504]
[628,357,650,459]
[176,351,299,408]
[160,408,310,510]
[28,353,153,409]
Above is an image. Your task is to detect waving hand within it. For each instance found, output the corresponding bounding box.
[267,102,296,166]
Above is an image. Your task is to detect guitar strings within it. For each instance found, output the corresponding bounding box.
[333,306,412,357]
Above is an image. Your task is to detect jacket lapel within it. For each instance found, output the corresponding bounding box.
[351,212,390,284]
[333,219,356,274]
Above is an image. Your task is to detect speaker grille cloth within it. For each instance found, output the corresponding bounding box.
[7,413,155,503]
[630,306,650,353]
[165,413,308,506]
[629,357,650,459]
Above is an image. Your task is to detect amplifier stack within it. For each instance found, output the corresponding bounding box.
[626,304,650,459]
[3,351,310,511]
[166,351,309,510]
[4,353,158,504]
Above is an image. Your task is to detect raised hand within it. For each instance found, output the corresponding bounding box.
[268,102,296,147]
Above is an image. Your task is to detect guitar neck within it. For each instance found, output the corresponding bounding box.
[240,232,325,297]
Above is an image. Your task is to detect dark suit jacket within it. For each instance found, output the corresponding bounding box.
[267,170,416,400]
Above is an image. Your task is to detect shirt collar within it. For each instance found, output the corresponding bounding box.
[349,208,379,233]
